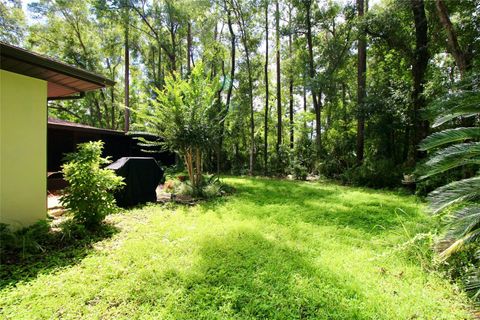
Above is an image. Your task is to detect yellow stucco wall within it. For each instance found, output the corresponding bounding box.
[0,70,47,228]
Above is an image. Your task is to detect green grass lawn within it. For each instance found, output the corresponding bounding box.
[0,177,474,319]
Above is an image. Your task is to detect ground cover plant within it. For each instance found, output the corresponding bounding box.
[0,178,473,319]
[0,219,118,290]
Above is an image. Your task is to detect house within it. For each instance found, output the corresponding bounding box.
[0,42,114,228]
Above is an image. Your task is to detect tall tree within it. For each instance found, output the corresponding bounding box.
[366,0,431,165]
[275,0,282,152]
[0,0,26,45]
[225,4,236,111]
[435,0,470,78]
[232,0,256,175]
[409,0,430,163]
[217,0,236,174]
[288,3,294,149]
[356,0,366,164]
[303,0,322,156]
[187,20,192,74]
[264,0,269,175]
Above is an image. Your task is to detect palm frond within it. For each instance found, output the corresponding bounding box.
[427,176,480,214]
[419,127,480,151]
[439,228,480,259]
[418,73,480,274]
[126,131,161,139]
[417,142,480,179]
[430,89,480,122]
[464,268,480,301]
[446,205,480,239]
[433,112,478,128]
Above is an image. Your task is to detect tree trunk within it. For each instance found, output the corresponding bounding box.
[264,1,269,175]
[305,1,321,156]
[289,80,294,149]
[409,0,430,164]
[106,57,116,129]
[342,82,348,137]
[288,5,294,149]
[303,77,307,129]
[217,6,236,174]
[195,147,202,188]
[158,46,163,88]
[247,50,255,175]
[187,21,192,75]
[356,0,366,164]
[184,147,203,193]
[226,9,235,111]
[435,0,469,77]
[169,22,177,73]
[111,86,115,129]
[93,97,103,128]
[275,0,282,153]
[233,0,255,175]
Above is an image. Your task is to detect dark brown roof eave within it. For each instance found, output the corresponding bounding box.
[48,118,125,136]
[0,42,115,90]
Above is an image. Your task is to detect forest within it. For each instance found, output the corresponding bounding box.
[1,0,477,186]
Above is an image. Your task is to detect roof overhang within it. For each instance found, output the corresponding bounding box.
[0,42,115,100]
[47,117,124,136]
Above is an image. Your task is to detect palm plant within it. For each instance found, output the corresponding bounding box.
[417,74,480,259]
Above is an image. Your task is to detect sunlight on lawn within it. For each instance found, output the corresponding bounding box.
[0,177,472,319]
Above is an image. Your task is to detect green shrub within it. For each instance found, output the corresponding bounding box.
[203,183,222,198]
[176,182,194,196]
[59,219,88,241]
[290,160,308,180]
[163,164,188,181]
[200,175,232,198]
[293,132,315,173]
[339,159,404,189]
[61,141,124,229]
[269,145,292,176]
[166,174,233,199]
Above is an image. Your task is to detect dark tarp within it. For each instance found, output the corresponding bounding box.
[107,157,164,207]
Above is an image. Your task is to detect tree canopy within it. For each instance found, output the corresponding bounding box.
[2,0,478,181]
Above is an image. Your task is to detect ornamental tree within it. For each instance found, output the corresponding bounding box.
[136,63,222,193]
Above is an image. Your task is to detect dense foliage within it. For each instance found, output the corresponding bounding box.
[61,141,124,228]
[0,0,475,185]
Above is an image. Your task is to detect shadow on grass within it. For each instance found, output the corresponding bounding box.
[0,222,119,290]
[200,178,426,236]
[134,228,375,319]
